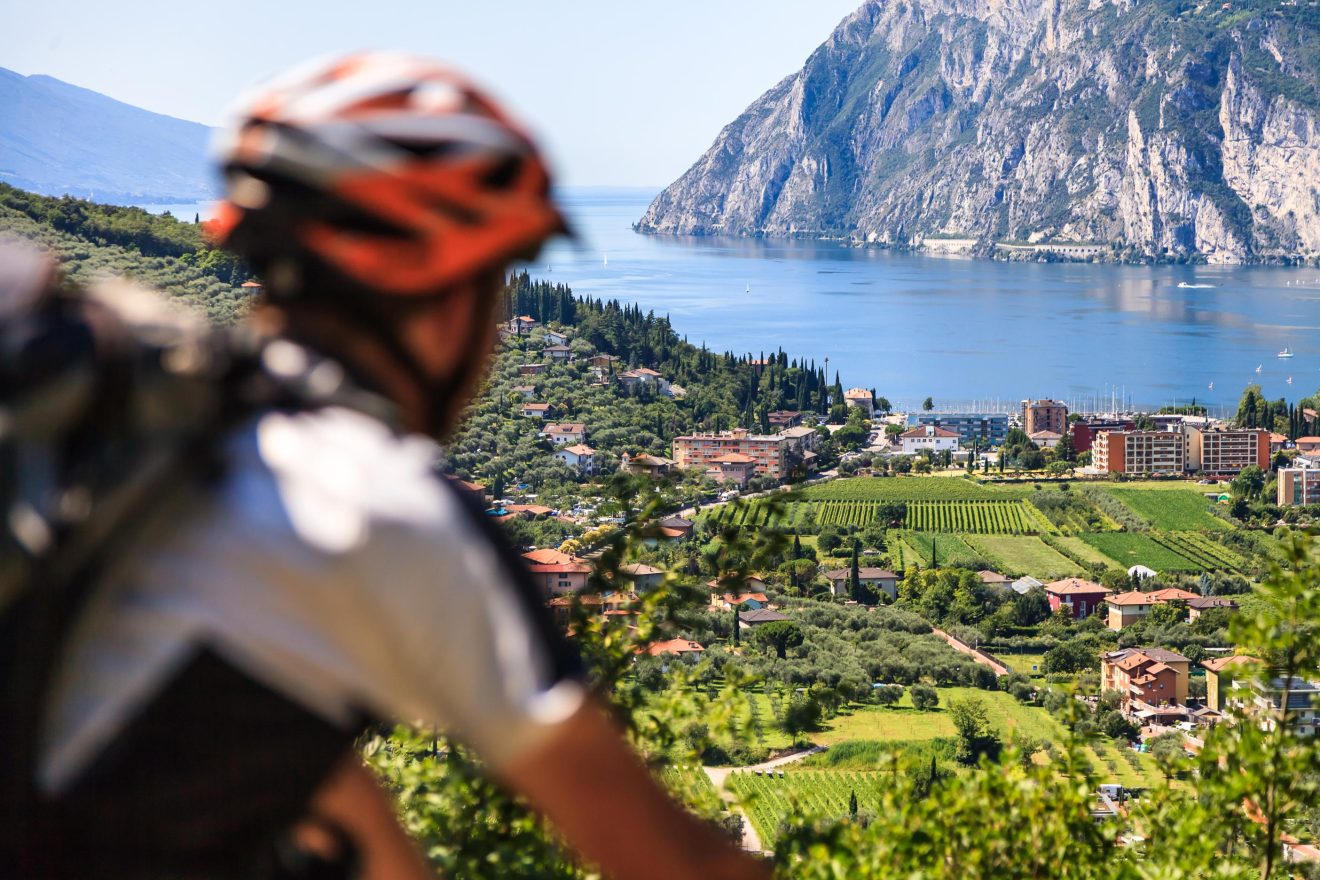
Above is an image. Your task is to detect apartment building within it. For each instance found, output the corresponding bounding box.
[1101,646,1191,707]
[1092,429,1186,474]
[1186,427,1269,475]
[1070,418,1135,454]
[1022,399,1069,436]
[909,412,1009,445]
[672,430,788,481]
[1277,467,1320,506]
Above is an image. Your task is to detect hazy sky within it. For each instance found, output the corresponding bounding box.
[1,0,861,187]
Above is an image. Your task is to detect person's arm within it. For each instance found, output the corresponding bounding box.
[303,754,433,880]
[499,697,769,880]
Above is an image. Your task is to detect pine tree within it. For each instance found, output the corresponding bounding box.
[792,534,803,560]
[732,608,740,646]
[849,789,859,817]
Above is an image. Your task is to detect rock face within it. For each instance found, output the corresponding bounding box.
[638,1,1320,263]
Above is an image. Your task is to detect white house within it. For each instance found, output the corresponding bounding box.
[544,329,569,346]
[512,384,537,401]
[1029,430,1063,449]
[543,343,573,361]
[555,444,597,476]
[899,425,960,455]
[520,402,551,420]
[618,368,671,395]
[543,423,586,445]
[822,568,899,600]
[509,315,538,335]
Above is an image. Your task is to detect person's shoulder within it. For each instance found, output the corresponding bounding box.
[228,406,463,554]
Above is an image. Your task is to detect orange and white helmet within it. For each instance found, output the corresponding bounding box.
[209,51,568,298]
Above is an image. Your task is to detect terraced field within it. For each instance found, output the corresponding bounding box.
[1097,485,1230,531]
[1078,532,1204,572]
[1049,535,1122,568]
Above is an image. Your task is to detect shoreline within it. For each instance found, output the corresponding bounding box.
[631,225,1320,268]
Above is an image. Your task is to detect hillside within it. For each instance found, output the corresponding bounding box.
[0,184,249,323]
[638,0,1320,264]
[0,68,215,203]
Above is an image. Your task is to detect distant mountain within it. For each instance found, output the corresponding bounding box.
[638,0,1320,264]
[0,68,215,203]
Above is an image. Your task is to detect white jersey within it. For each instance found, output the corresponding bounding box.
[40,405,584,794]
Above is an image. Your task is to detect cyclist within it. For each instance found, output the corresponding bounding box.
[28,52,767,880]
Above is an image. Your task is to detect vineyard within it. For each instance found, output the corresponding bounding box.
[897,532,984,568]
[801,477,1029,502]
[903,500,1045,534]
[728,770,893,849]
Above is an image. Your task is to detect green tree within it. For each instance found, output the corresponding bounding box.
[1041,640,1097,674]
[781,693,821,744]
[948,697,1003,766]
[909,684,939,711]
[922,396,935,412]
[753,619,805,659]
[1231,464,1266,501]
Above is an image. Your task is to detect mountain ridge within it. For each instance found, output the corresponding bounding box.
[638,0,1320,264]
[0,67,216,203]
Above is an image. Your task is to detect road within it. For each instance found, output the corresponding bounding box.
[931,627,1010,676]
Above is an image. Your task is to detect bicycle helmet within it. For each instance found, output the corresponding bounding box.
[209,51,568,298]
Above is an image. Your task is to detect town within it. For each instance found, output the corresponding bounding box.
[432,275,1320,862]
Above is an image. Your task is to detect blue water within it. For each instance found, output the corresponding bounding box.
[144,189,1320,414]
[542,189,1320,415]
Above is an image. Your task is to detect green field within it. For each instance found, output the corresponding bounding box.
[1078,532,1205,572]
[963,534,1086,579]
[898,532,985,568]
[1051,535,1122,569]
[997,652,1048,678]
[815,687,1063,746]
[802,476,1029,502]
[1098,485,1231,531]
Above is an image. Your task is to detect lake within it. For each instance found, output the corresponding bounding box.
[147,189,1320,415]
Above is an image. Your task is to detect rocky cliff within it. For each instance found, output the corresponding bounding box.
[638,0,1320,263]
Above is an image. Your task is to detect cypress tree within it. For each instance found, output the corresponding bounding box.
[850,540,863,602]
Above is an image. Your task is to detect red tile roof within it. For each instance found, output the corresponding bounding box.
[1202,655,1253,673]
[560,444,596,456]
[1045,578,1111,596]
[900,426,959,439]
[1107,588,1200,606]
[523,548,578,565]
[639,639,705,656]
